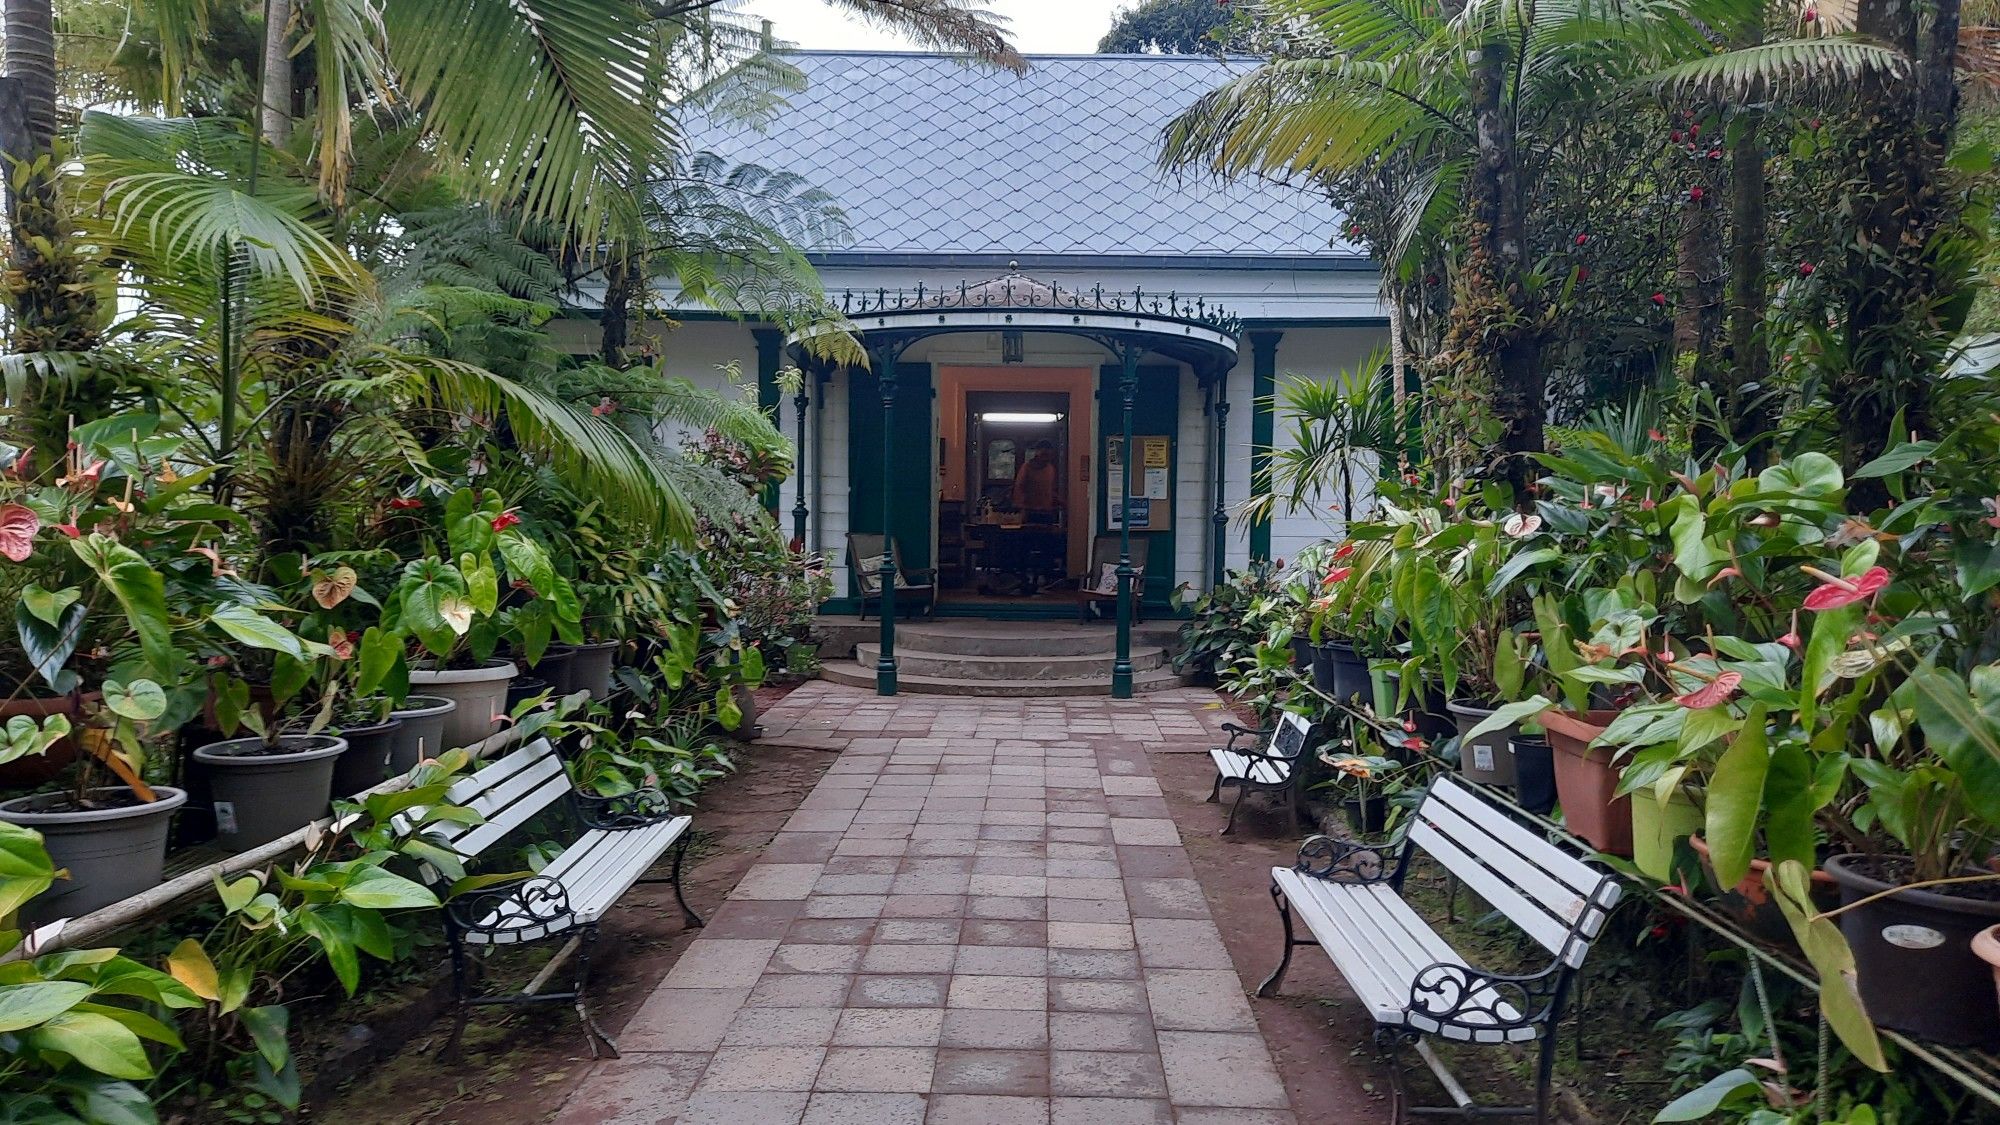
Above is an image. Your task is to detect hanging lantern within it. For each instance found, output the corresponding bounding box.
[1001,329,1025,364]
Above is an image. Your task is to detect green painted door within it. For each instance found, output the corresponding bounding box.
[1097,364,1178,609]
[848,362,934,601]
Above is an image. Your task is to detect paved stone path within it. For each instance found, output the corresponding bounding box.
[554,682,1298,1125]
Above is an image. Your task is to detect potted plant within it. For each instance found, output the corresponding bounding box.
[1313,747,1412,835]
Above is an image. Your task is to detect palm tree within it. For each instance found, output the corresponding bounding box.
[1161,0,1896,497]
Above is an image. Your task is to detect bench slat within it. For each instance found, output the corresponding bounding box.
[1273,868,1534,1044]
[1426,777,1606,899]
[1210,748,1291,786]
[1408,813,1580,962]
[446,772,573,859]
[466,815,691,944]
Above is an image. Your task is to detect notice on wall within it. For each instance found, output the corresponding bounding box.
[1142,467,1169,500]
[1105,436,1172,530]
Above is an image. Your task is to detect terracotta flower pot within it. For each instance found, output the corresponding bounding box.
[1540,709,1632,855]
[1973,925,2000,1031]
[1687,835,1839,949]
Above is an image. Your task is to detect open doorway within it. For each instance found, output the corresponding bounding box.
[935,367,1094,608]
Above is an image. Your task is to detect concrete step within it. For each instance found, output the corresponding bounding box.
[886,622,1120,657]
[821,660,1182,696]
[854,643,1168,680]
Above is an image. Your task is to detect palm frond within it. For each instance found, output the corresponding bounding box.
[382,0,678,240]
[814,0,1025,72]
[1649,37,1907,100]
[300,0,391,204]
[378,353,697,541]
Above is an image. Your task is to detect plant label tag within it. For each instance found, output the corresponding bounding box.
[1881,924,1945,950]
[214,801,239,836]
[1471,745,1494,772]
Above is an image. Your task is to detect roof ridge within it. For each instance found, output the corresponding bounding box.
[773,48,1263,62]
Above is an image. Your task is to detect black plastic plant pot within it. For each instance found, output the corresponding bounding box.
[1511,735,1557,815]
[1824,853,2000,1047]
[505,675,551,712]
[1291,636,1314,672]
[331,717,404,799]
[1446,698,1520,788]
[1344,796,1388,836]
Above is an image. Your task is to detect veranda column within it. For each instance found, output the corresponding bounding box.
[791,361,812,550]
[874,349,900,696]
[1113,342,1141,699]
[1210,362,1230,589]
[753,328,784,516]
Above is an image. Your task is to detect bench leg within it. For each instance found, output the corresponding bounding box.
[574,924,620,1059]
[1285,781,1304,836]
[1222,781,1251,835]
[1533,1027,1557,1125]
[438,926,473,1063]
[671,833,705,928]
[1255,880,1305,997]
[1206,771,1221,803]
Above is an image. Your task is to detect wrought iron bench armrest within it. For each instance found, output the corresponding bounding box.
[444,874,574,937]
[1220,721,1276,751]
[1405,958,1565,1035]
[572,787,677,830]
[1293,832,1407,885]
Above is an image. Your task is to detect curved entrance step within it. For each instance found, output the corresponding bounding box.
[820,660,1181,696]
[853,643,1168,680]
[880,620,1176,658]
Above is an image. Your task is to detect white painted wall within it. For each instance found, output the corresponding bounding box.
[548,312,1393,602]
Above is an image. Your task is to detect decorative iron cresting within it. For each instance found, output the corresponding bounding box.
[830,270,1243,339]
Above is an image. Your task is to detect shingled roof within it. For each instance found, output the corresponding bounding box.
[681,51,1361,264]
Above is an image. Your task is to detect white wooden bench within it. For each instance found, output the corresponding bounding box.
[1256,775,1621,1124]
[1206,710,1313,835]
[413,737,702,1060]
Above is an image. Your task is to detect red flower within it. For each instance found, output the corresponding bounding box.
[1808,117,1822,130]
[1708,149,1722,160]
[1689,186,1705,202]
[1574,233,1589,246]
[1640,495,1657,510]
[1670,130,1683,143]
[1777,631,1802,651]
[54,522,79,539]
[1648,428,1666,443]
[1321,567,1354,586]
[1675,671,1742,710]
[1331,543,1356,561]
[1401,736,1426,751]
[1802,565,1891,611]
[1402,717,1417,733]
[1688,123,1700,138]
[388,497,422,510]
[1803,3,1817,18]
[491,510,522,531]
[1706,565,1741,589]
[1651,292,1667,307]
[1798,261,1815,277]
[1576,266,1591,280]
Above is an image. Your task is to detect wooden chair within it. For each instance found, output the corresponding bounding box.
[1076,534,1149,623]
[848,532,936,620]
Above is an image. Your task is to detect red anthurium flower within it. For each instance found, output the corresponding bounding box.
[388,497,422,510]
[1651,292,1667,307]
[1706,566,1741,588]
[1575,233,1589,246]
[1331,542,1356,561]
[491,510,522,531]
[1402,736,1426,751]
[0,504,39,562]
[1802,565,1891,612]
[1799,261,1815,277]
[1322,567,1354,586]
[1402,717,1417,733]
[1648,428,1666,442]
[1675,671,1742,709]
[1640,495,1657,511]
[1577,266,1591,280]
[1689,186,1705,202]
[55,522,79,539]
[1777,631,1802,651]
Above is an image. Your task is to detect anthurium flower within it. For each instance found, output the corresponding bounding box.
[1706,566,1741,588]
[328,629,355,661]
[1331,542,1356,561]
[1801,565,1890,611]
[388,497,422,510]
[1502,513,1542,538]
[491,510,522,531]
[1322,567,1354,586]
[1674,671,1741,709]
[0,503,39,562]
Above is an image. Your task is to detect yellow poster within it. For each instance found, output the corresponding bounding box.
[1142,437,1169,468]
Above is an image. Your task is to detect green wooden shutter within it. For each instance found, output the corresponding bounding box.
[848,363,935,598]
[1097,364,1179,609]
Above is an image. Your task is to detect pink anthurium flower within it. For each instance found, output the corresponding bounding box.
[1674,671,1742,710]
[0,504,39,562]
[1801,565,1890,612]
[1321,567,1354,586]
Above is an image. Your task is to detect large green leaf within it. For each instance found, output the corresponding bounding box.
[337,865,440,911]
[1907,664,2000,831]
[1771,860,1887,1073]
[29,1010,155,1079]
[69,534,173,680]
[1703,706,1768,888]
[0,822,58,918]
[16,598,85,693]
[1651,1067,1758,1121]
[21,584,82,628]
[239,1004,290,1072]
[208,605,309,660]
[0,981,93,1032]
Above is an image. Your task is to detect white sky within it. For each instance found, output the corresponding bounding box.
[735,0,1132,54]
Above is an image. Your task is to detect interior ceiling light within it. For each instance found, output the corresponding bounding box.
[981,412,1064,424]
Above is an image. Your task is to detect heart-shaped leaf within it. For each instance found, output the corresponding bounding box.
[16,598,85,693]
[310,566,358,609]
[1,713,72,766]
[102,679,167,722]
[209,604,307,660]
[165,938,221,1002]
[21,584,81,628]
[0,504,39,562]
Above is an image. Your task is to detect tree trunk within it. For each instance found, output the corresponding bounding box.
[1838,0,1960,506]
[1676,106,1728,454]
[260,0,294,146]
[1473,43,1542,505]
[4,0,104,483]
[601,250,636,368]
[1725,105,1771,459]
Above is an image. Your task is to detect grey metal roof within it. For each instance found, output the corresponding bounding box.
[682,51,1362,264]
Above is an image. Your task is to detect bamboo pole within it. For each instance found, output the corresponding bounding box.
[7,724,531,961]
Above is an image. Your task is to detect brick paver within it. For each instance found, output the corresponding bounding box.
[555,682,1294,1125]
